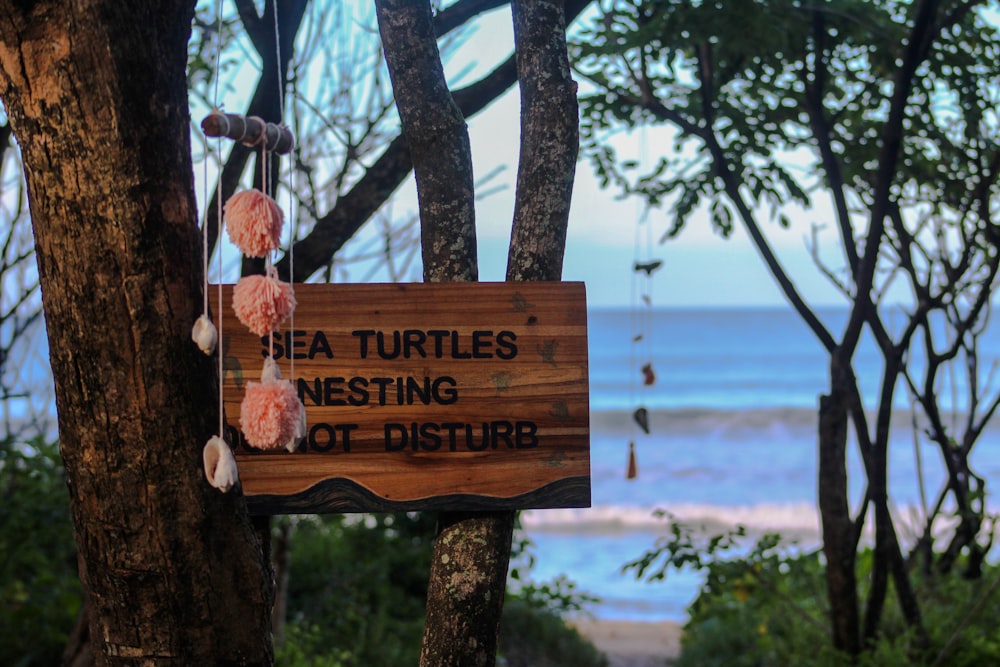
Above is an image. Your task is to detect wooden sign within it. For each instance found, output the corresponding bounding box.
[217,282,590,514]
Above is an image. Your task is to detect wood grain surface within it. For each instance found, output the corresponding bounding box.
[215,282,591,513]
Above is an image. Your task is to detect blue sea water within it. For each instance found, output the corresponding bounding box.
[521,307,1000,622]
[9,306,1000,623]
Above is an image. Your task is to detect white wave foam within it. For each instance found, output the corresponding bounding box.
[523,502,822,544]
[523,501,995,553]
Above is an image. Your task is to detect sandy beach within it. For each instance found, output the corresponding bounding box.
[572,619,682,667]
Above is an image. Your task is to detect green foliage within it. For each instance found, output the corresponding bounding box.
[275,623,352,667]
[279,512,435,667]
[498,598,609,667]
[500,526,607,666]
[0,454,604,667]
[515,574,601,618]
[628,518,1000,666]
[280,513,606,667]
[0,437,82,667]
[571,0,1000,237]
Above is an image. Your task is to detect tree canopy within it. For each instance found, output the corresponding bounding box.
[571,0,1000,656]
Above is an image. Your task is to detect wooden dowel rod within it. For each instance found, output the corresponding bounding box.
[201,111,295,154]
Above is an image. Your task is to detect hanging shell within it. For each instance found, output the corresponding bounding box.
[191,314,218,355]
[203,435,239,492]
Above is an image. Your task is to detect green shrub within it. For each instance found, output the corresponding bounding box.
[280,512,435,667]
[0,437,82,667]
[627,515,1000,666]
[499,599,608,667]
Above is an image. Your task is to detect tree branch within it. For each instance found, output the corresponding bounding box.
[277,0,592,281]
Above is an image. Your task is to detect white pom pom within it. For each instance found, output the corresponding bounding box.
[261,356,282,382]
[203,436,239,492]
[284,399,307,453]
[191,314,218,355]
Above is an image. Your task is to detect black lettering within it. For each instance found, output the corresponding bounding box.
[472,330,493,358]
[299,378,322,406]
[370,377,393,405]
[323,377,347,406]
[419,422,442,451]
[406,376,431,405]
[427,330,449,358]
[353,330,375,358]
[225,423,251,452]
[516,421,539,448]
[496,330,518,360]
[262,333,281,360]
[432,376,458,405]
[309,423,337,452]
[348,377,369,406]
[377,330,401,359]
[338,424,357,451]
[491,420,515,449]
[308,330,334,359]
[441,422,463,451]
[290,330,308,360]
[385,423,407,451]
[466,423,489,451]
[450,330,472,359]
[403,329,427,358]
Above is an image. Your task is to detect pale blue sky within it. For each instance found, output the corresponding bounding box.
[196,3,885,310]
[448,7,851,310]
[460,79,849,310]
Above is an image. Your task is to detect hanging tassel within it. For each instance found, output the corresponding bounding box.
[224,188,284,257]
[641,362,656,386]
[633,406,650,435]
[232,266,297,337]
[627,440,638,480]
[633,259,663,276]
[240,360,305,451]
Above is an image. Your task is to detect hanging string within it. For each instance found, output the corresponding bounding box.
[271,0,286,115]
[214,0,225,439]
[217,140,225,439]
[271,0,298,387]
[213,0,223,106]
[201,144,211,319]
[628,126,659,479]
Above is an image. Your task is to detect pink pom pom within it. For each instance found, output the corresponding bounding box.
[224,189,283,257]
[232,270,296,336]
[240,379,302,450]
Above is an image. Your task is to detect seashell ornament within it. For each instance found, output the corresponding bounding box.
[191,314,218,355]
[203,435,239,491]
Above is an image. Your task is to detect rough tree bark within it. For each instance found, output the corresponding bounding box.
[0,3,274,665]
[279,0,592,282]
[376,0,578,665]
[818,363,860,655]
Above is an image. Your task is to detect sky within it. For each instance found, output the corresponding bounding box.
[196,2,886,311]
[433,7,849,309]
[463,88,846,309]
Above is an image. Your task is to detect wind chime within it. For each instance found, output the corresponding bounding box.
[628,196,662,480]
[193,3,303,492]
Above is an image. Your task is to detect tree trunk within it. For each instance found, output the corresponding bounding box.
[0,4,274,664]
[376,1,578,665]
[818,362,860,656]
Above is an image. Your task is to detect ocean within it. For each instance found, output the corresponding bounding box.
[521,307,1000,622]
[9,306,1000,623]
